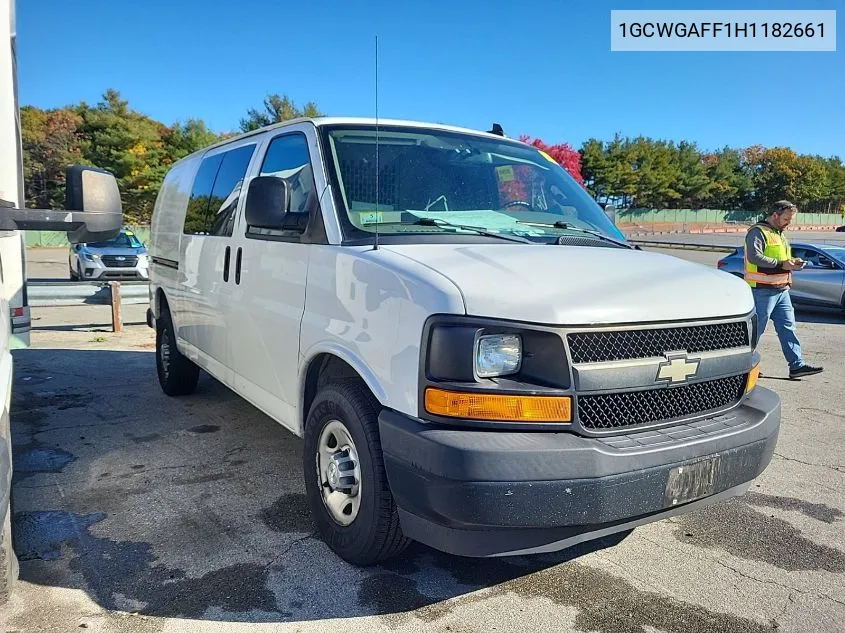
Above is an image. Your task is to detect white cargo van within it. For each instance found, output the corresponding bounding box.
[148,118,780,564]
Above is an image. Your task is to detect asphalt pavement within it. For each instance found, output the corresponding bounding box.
[1,246,843,632]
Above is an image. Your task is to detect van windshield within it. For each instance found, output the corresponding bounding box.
[320,124,625,244]
[86,232,143,249]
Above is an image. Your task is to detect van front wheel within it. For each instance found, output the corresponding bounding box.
[156,309,199,396]
[303,381,409,565]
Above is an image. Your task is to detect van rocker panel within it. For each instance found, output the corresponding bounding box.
[377,386,780,557]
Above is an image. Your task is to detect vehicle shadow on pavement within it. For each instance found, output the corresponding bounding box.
[30,321,147,332]
[9,347,626,625]
[793,305,845,325]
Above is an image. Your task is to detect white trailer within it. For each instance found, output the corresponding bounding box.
[0,0,123,601]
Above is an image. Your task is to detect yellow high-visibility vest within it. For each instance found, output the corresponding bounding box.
[744,224,792,288]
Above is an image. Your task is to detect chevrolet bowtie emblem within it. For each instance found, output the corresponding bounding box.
[656,353,700,384]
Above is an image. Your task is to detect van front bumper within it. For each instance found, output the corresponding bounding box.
[378,386,780,557]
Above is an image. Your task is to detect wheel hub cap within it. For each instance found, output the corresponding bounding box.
[327,461,339,489]
[160,333,171,375]
[317,420,362,525]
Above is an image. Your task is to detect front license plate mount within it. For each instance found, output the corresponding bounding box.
[665,455,721,506]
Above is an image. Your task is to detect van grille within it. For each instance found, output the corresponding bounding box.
[567,321,749,364]
[101,255,138,268]
[577,374,747,431]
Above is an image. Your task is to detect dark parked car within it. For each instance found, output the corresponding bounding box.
[717,242,845,310]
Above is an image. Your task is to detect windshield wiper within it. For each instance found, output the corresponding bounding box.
[515,220,632,249]
[367,217,533,243]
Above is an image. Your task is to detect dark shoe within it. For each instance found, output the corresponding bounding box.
[789,364,824,379]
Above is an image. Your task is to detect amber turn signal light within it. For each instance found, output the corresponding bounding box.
[424,388,572,423]
[746,364,760,394]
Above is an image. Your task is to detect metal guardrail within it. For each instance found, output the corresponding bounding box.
[27,281,149,333]
[28,281,149,307]
[630,240,737,253]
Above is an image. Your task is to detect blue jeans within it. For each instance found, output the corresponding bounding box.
[752,287,804,370]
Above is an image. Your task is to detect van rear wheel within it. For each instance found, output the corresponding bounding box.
[0,494,18,605]
[303,381,409,565]
[156,308,199,396]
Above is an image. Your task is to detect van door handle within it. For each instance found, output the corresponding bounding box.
[235,247,243,284]
[223,246,231,282]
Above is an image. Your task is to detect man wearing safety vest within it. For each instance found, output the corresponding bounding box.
[744,200,823,379]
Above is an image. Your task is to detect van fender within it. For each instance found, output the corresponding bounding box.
[298,343,388,432]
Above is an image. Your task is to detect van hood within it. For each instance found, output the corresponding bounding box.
[383,243,754,325]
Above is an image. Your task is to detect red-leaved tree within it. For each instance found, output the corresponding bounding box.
[520,135,585,187]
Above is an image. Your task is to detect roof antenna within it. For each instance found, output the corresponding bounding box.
[372,34,380,251]
[488,123,505,136]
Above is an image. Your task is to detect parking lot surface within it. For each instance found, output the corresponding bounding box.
[2,247,844,632]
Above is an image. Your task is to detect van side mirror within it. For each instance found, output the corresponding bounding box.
[64,166,123,243]
[0,165,123,244]
[245,176,290,230]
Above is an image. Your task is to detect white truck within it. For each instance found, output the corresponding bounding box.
[0,0,123,602]
[147,116,781,564]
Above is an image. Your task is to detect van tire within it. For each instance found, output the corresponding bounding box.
[155,308,199,397]
[0,500,18,606]
[303,380,409,565]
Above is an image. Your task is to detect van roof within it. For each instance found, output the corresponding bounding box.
[181,117,523,164]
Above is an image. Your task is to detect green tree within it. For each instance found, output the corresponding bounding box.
[580,138,611,201]
[793,155,828,208]
[821,157,845,214]
[75,89,172,223]
[627,137,681,208]
[674,141,712,208]
[163,119,221,162]
[701,148,753,210]
[749,147,803,210]
[239,94,324,132]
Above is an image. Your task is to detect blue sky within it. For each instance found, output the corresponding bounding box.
[16,0,843,157]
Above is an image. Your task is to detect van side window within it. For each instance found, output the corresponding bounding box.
[248,133,316,237]
[183,145,256,236]
[184,154,222,235]
[209,145,256,237]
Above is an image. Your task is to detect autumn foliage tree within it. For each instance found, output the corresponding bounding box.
[579,136,845,213]
[520,135,584,186]
[21,106,84,210]
[20,89,326,223]
[19,89,845,222]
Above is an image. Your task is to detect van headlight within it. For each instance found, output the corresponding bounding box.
[475,334,522,378]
